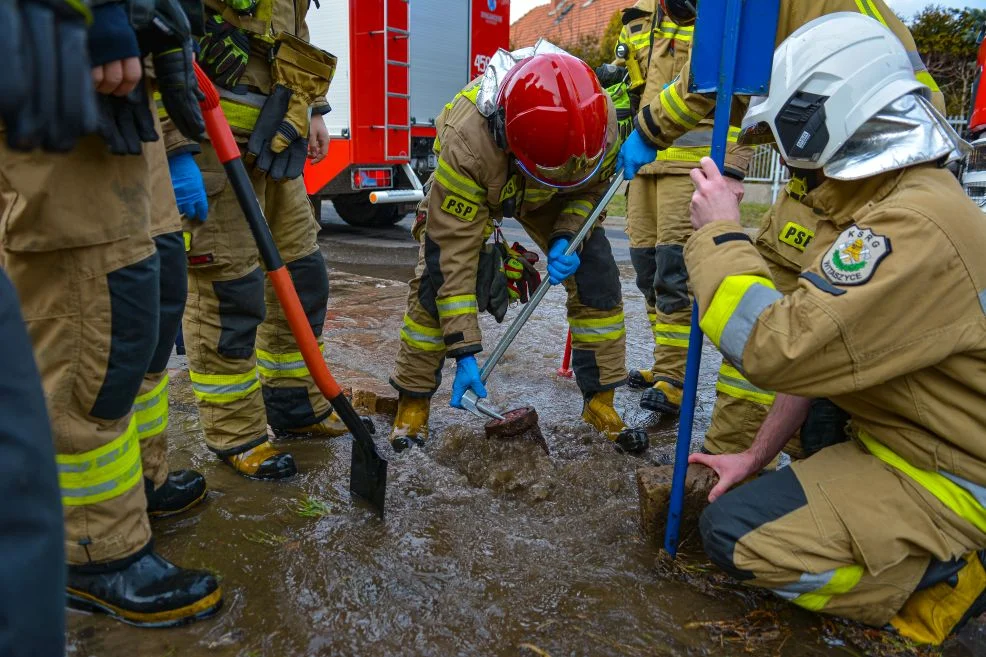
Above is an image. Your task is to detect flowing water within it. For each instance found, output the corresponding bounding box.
[65,268,984,657]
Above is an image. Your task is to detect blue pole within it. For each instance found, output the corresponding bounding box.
[663,0,745,558]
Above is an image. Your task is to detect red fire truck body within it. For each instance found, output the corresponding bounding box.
[303,0,511,226]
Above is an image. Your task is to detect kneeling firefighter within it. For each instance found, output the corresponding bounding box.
[389,43,649,455]
[164,0,351,480]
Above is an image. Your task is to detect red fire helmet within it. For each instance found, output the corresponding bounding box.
[496,52,609,188]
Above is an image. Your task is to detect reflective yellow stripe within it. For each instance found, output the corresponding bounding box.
[853,0,888,25]
[153,92,167,120]
[189,369,260,404]
[700,275,776,347]
[562,199,594,219]
[445,81,481,111]
[653,323,690,348]
[436,294,478,319]
[524,188,557,205]
[183,231,192,252]
[659,81,704,130]
[57,417,142,507]
[658,127,741,162]
[656,19,693,42]
[400,314,445,352]
[434,157,486,204]
[256,344,324,379]
[916,71,941,93]
[628,32,651,48]
[134,375,169,440]
[601,139,620,173]
[858,431,986,535]
[220,98,263,131]
[716,364,775,405]
[570,313,626,343]
[777,565,865,612]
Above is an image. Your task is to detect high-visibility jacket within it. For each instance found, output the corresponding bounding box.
[634,0,945,151]
[686,163,986,528]
[616,0,751,177]
[417,80,620,358]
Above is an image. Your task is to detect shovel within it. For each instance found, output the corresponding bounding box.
[460,170,626,436]
[192,62,388,518]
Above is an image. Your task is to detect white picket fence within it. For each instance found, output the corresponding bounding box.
[747,115,969,203]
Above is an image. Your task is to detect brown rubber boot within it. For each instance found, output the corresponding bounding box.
[582,390,649,454]
[389,395,430,452]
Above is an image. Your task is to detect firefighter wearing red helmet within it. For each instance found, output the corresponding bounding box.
[389,45,649,455]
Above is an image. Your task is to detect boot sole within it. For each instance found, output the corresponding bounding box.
[67,587,223,628]
[627,371,653,390]
[640,392,682,415]
[148,487,208,520]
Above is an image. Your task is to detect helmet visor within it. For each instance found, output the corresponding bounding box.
[521,143,607,189]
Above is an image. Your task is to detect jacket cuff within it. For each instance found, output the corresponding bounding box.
[723,167,745,181]
[443,324,482,359]
[632,113,669,150]
[447,344,482,360]
[168,143,202,157]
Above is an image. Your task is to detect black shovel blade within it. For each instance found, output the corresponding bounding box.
[332,396,387,518]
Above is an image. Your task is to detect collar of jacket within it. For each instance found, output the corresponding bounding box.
[800,168,905,227]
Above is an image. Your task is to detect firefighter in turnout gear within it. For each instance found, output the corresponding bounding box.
[613,0,753,418]
[687,15,986,643]
[0,0,222,627]
[165,0,347,479]
[390,44,649,455]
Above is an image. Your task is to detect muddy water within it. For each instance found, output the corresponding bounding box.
[66,269,980,657]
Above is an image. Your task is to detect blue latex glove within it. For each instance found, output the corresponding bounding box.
[616,129,659,180]
[167,152,209,221]
[450,355,487,409]
[546,238,581,285]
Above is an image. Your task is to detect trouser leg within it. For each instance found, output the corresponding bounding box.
[136,231,187,487]
[390,244,447,397]
[700,441,986,626]
[257,176,332,428]
[627,176,661,370]
[703,363,776,455]
[183,143,268,455]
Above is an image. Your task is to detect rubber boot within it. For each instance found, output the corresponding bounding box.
[891,551,986,645]
[641,378,684,415]
[627,368,659,390]
[67,545,222,628]
[272,410,376,439]
[145,471,207,519]
[581,390,650,455]
[218,440,297,480]
[389,394,430,452]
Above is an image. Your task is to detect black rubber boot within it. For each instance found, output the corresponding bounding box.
[146,471,207,519]
[67,546,222,628]
[640,379,684,415]
[615,428,650,455]
[627,369,656,390]
[390,436,426,453]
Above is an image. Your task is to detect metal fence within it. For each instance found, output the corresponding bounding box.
[747,115,969,203]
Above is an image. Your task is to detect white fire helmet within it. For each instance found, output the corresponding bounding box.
[741,12,967,179]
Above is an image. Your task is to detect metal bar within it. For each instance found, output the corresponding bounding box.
[387,92,411,99]
[664,0,745,559]
[387,60,410,68]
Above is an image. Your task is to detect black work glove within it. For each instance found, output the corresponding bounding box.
[594,63,627,89]
[153,41,205,140]
[476,245,508,324]
[2,0,100,152]
[197,14,250,90]
[97,83,159,155]
[247,85,308,180]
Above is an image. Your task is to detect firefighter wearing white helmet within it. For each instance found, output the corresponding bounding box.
[685,14,986,644]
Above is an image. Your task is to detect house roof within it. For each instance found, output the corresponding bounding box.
[511,0,625,51]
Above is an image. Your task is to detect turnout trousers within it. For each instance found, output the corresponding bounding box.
[701,439,986,626]
[182,142,331,456]
[0,134,158,565]
[392,206,627,398]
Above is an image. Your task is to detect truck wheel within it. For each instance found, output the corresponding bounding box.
[331,192,403,228]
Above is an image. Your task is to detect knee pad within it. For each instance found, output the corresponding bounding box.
[699,501,756,581]
[147,232,188,374]
[286,251,330,335]
[91,254,161,420]
[418,235,444,321]
[574,228,622,310]
[655,244,689,314]
[213,268,266,360]
[630,246,658,307]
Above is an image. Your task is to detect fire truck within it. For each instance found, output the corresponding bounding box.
[963,21,986,211]
[303,0,511,227]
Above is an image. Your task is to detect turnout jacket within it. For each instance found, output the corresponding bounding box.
[417,81,620,359]
[616,0,751,177]
[634,0,945,150]
[686,164,986,493]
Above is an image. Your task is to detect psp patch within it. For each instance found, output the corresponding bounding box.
[778,221,814,252]
[821,225,891,286]
[441,194,480,222]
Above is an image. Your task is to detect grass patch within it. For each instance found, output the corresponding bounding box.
[294,495,332,518]
[604,193,627,218]
[241,530,289,547]
[605,192,769,230]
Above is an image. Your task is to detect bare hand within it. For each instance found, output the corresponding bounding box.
[308,114,330,164]
[725,175,745,203]
[688,450,758,503]
[92,57,143,96]
[689,157,742,230]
